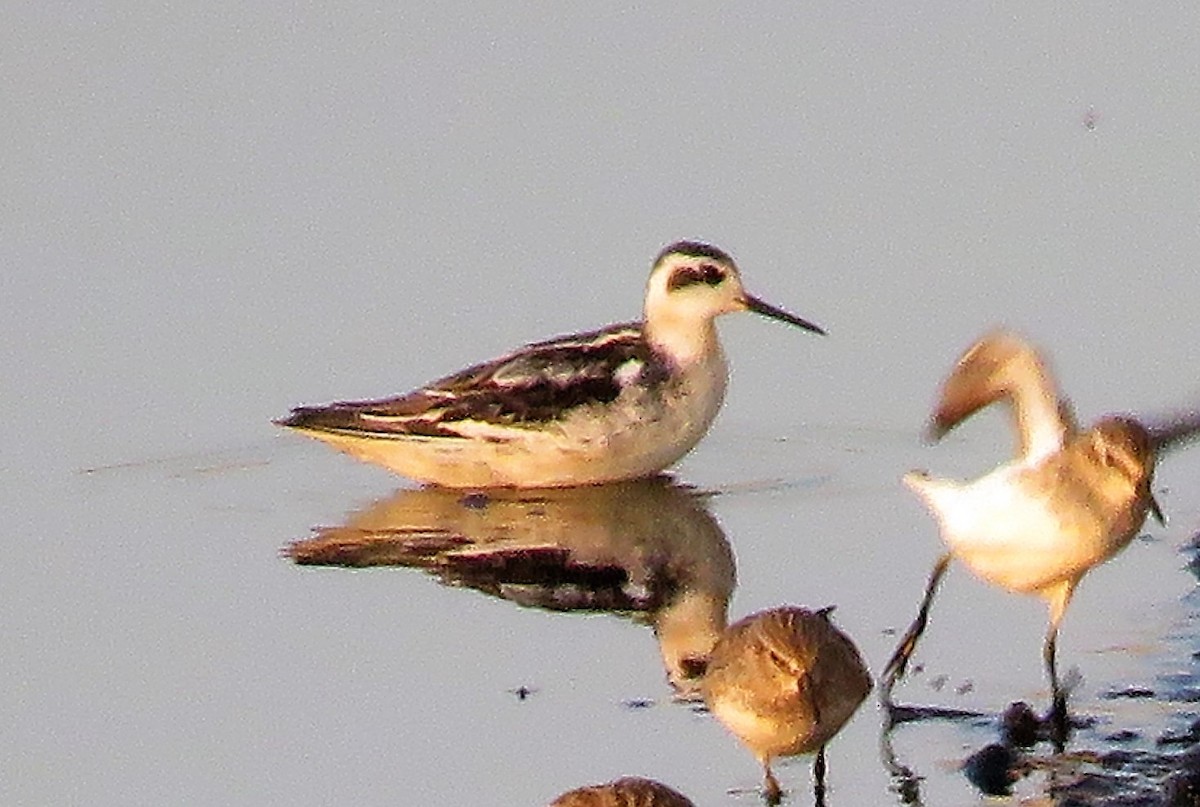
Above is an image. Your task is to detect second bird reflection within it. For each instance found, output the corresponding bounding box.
[286,477,735,697]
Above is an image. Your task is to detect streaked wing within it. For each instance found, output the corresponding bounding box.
[930,330,1075,462]
[279,323,659,436]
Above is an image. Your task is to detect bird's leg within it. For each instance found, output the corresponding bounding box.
[1044,628,1068,752]
[879,726,922,805]
[1044,582,1076,752]
[881,553,952,707]
[762,761,783,806]
[1150,493,1166,526]
[813,746,828,807]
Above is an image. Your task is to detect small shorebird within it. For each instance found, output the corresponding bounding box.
[702,606,871,806]
[276,241,824,488]
[882,330,1200,748]
[549,777,696,807]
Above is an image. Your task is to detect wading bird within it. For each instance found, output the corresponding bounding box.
[278,242,824,488]
[702,606,871,805]
[882,330,1200,748]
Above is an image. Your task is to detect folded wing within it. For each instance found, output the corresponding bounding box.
[278,323,657,437]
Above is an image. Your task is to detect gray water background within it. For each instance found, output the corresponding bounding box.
[5,3,1200,805]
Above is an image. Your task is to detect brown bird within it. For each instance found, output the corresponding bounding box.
[549,777,695,807]
[882,330,1200,748]
[702,606,871,805]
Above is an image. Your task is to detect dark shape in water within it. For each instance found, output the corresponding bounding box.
[963,743,1020,796]
[1001,701,1040,748]
[1166,748,1200,807]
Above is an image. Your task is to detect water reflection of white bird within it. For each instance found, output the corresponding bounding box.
[287,477,735,696]
[276,242,823,488]
[548,776,695,807]
[702,606,871,806]
[883,330,1200,748]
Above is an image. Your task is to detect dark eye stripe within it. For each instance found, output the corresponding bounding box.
[667,263,726,292]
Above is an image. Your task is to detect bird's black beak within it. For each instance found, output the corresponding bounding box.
[742,294,826,335]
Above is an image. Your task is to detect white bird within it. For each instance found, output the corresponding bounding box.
[277,242,823,488]
[882,330,1199,748]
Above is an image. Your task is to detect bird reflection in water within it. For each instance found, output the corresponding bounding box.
[701,606,871,806]
[286,476,735,698]
[549,776,695,806]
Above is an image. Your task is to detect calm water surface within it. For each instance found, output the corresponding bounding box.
[5,4,1200,806]
[7,388,1200,805]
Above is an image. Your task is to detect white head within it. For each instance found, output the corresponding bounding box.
[642,241,824,364]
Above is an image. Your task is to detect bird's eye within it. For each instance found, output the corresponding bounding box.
[667,264,726,292]
[700,263,724,284]
[1095,440,1131,475]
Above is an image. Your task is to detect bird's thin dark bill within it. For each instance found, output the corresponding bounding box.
[743,295,826,335]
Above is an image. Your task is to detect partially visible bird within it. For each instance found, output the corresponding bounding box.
[702,606,871,805]
[549,776,695,807]
[277,241,824,488]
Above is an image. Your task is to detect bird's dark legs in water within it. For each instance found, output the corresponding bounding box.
[1044,627,1068,752]
[813,746,828,807]
[881,553,953,707]
[762,762,782,806]
[760,748,827,806]
[1044,580,1076,753]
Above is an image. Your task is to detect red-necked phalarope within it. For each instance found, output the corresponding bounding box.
[277,241,824,488]
[701,606,871,806]
[882,330,1200,748]
[550,777,696,807]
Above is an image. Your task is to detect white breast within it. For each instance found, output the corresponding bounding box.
[905,463,1105,594]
